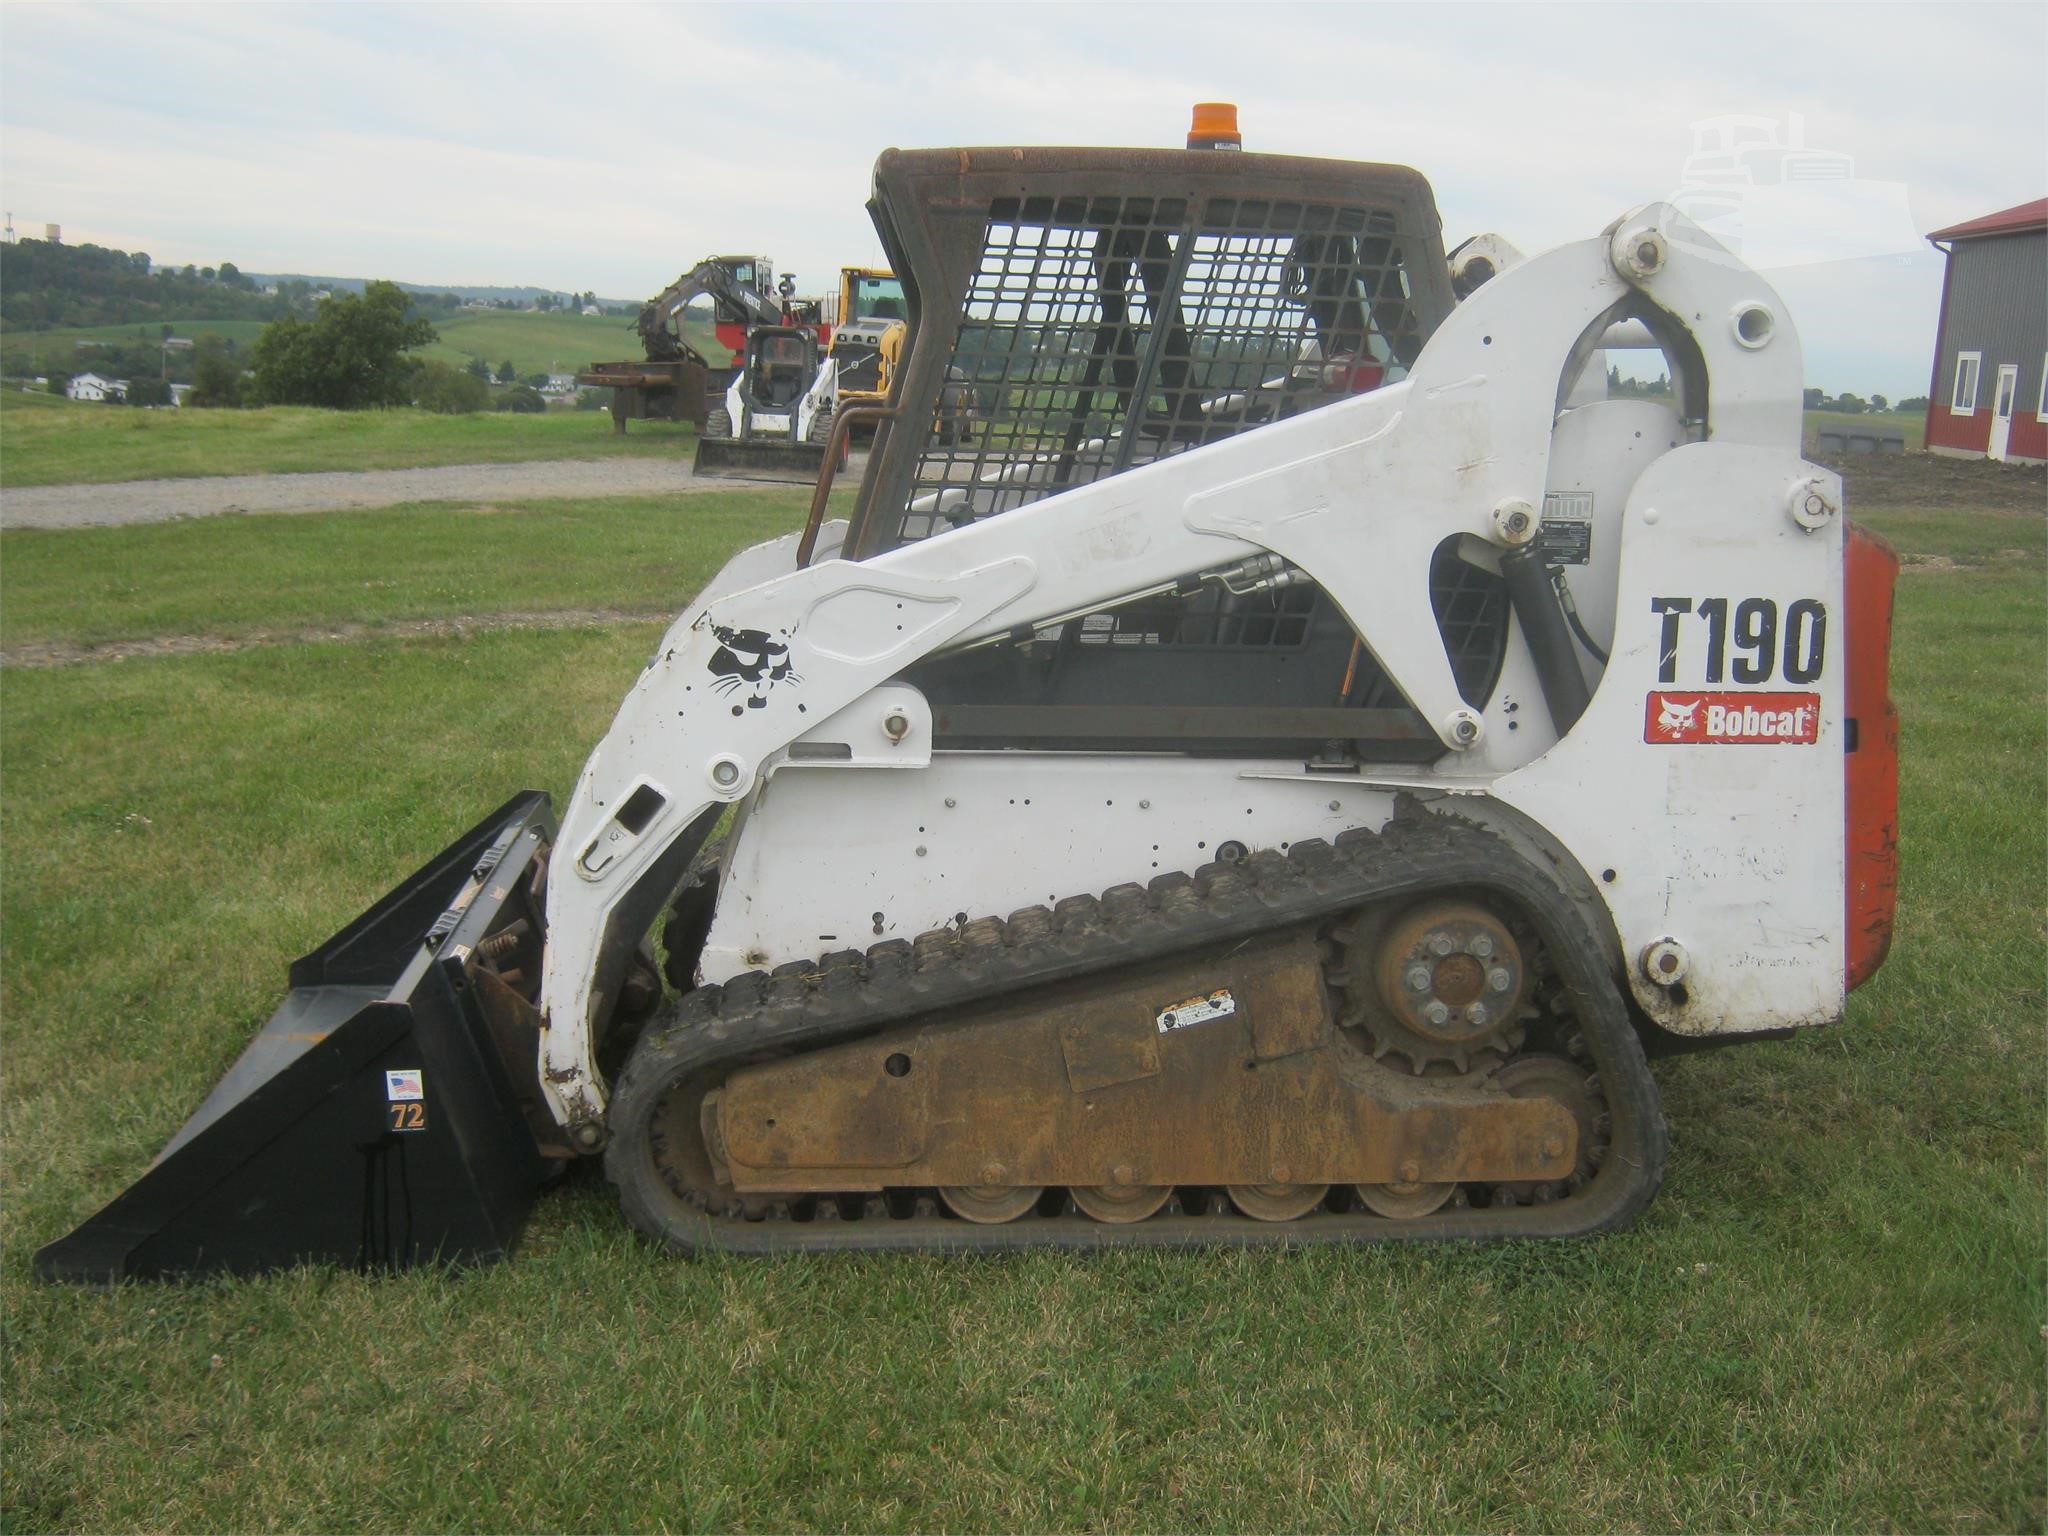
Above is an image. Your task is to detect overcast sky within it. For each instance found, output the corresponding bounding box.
[4,1,2043,397]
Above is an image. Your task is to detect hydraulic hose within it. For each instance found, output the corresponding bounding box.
[1500,544,1592,736]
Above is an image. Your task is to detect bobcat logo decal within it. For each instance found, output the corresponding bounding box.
[708,625,800,711]
[1656,696,1701,734]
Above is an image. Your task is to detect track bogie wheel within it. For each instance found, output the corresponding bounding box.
[939,1185,1042,1224]
[1227,1183,1329,1222]
[1071,1184,1173,1224]
[1355,1180,1457,1219]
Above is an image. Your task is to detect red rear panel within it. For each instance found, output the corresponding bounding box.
[1844,521,1900,991]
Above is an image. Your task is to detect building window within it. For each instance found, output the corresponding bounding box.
[2038,355,2047,423]
[1952,352,1981,413]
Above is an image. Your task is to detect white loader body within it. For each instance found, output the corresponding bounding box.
[537,203,1862,1132]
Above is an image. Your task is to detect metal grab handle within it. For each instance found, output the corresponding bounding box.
[798,405,898,567]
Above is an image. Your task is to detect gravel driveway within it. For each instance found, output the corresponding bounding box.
[0,456,774,530]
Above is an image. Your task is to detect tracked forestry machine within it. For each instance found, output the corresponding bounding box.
[37,130,1899,1282]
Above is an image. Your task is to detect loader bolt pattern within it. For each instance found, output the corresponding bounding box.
[1358,901,1533,1061]
[605,816,1666,1253]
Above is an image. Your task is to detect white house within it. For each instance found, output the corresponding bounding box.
[581,304,602,317]
[67,372,128,402]
[541,373,580,398]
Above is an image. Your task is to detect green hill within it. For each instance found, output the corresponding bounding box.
[0,238,280,330]
[2,311,648,392]
[420,310,640,379]
[0,319,273,379]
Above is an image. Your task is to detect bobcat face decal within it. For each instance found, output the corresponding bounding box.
[708,625,801,711]
[1657,696,1701,734]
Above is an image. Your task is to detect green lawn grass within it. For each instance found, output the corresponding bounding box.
[0,392,689,486]
[0,466,2040,1531]
[0,491,810,649]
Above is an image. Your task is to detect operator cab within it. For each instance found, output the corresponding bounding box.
[741,327,821,411]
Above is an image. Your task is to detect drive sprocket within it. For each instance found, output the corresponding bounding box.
[1326,899,1532,1073]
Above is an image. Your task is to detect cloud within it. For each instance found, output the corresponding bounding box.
[2,0,2040,394]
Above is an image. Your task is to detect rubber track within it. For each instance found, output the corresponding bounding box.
[604,810,1668,1253]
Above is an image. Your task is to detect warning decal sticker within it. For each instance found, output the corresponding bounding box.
[1157,988,1236,1033]
[1645,691,1820,745]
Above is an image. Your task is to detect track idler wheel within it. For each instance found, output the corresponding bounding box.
[1492,1054,1605,1204]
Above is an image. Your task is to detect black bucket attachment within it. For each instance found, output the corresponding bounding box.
[691,435,829,483]
[35,793,557,1285]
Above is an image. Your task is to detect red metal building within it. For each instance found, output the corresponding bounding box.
[1923,197,2047,464]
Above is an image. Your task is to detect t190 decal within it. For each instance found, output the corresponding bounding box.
[1651,597,1826,685]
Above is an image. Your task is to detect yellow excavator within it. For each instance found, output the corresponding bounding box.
[825,266,905,416]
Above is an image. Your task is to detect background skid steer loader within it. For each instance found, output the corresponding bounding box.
[38,133,1898,1282]
[691,325,843,482]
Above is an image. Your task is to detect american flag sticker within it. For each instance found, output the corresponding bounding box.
[384,1068,424,1102]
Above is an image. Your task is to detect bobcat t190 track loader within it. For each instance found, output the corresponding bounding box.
[37,140,1898,1281]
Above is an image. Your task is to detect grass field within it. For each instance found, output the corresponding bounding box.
[0,311,634,385]
[0,391,689,486]
[0,319,275,379]
[1,460,2042,1531]
[0,491,810,650]
[3,392,1931,492]
[418,309,640,380]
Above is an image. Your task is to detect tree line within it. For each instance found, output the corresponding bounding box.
[1,239,274,330]
[0,236,592,336]
[191,282,589,414]
[1802,387,1926,414]
[35,281,612,414]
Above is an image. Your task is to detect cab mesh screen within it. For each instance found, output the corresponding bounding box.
[890,193,1426,545]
